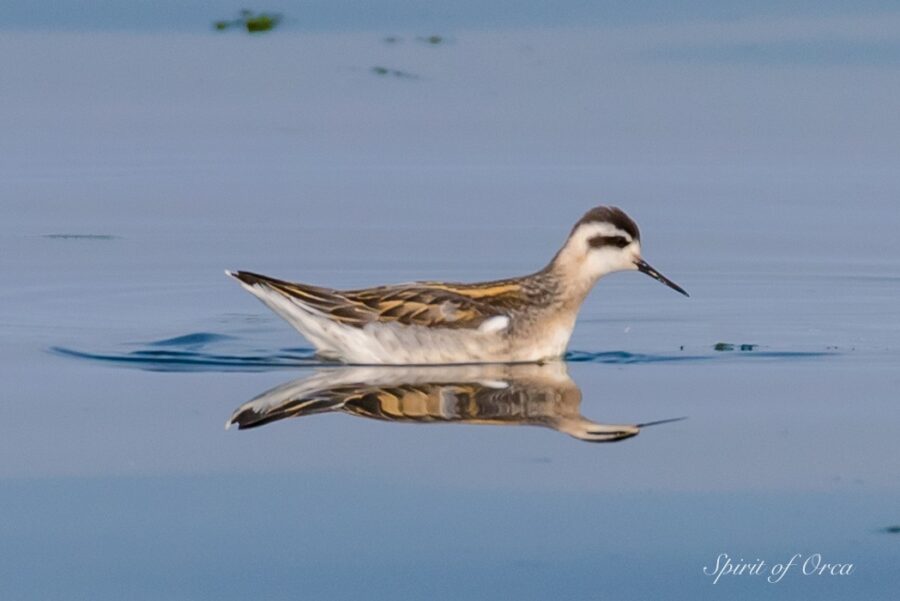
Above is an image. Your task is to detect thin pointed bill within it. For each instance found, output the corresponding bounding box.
[635,259,689,297]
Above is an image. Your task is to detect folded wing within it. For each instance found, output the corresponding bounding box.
[229,271,521,330]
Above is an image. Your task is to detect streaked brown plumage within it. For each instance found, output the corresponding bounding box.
[229,271,535,330]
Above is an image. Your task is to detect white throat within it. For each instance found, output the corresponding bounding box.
[550,222,640,297]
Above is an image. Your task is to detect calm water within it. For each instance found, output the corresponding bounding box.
[2,26,899,600]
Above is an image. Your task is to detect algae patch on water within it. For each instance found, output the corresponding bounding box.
[382,34,448,45]
[214,10,282,33]
[418,35,445,45]
[43,233,119,240]
[714,342,759,352]
[371,66,419,79]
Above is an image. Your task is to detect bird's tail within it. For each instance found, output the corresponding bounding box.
[225,269,353,359]
[226,270,289,289]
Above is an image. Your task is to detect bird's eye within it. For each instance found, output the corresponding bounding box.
[589,235,630,249]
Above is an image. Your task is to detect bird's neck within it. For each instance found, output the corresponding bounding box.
[541,246,603,310]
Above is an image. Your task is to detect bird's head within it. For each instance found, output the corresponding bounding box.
[553,206,688,296]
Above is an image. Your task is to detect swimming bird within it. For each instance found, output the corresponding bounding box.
[227,206,687,364]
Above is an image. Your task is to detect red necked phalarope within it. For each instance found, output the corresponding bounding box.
[227,206,687,364]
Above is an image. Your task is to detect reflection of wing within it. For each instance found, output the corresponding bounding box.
[227,362,647,443]
[229,271,525,329]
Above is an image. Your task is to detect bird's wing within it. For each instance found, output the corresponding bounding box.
[229,271,523,329]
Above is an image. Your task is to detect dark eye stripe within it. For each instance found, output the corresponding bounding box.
[589,235,629,249]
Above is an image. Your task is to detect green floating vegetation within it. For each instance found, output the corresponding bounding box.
[713,342,758,352]
[883,525,900,534]
[214,10,282,34]
[418,35,444,45]
[371,66,419,79]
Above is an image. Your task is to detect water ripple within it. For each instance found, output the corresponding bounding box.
[51,334,320,372]
[50,332,834,372]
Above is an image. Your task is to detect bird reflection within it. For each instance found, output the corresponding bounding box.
[227,362,681,443]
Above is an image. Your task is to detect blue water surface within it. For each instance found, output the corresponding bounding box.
[2,15,900,601]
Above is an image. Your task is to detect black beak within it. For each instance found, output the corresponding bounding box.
[635,259,689,297]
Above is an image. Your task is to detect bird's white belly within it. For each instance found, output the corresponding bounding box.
[508,322,574,363]
[342,322,507,364]
[327,320,573,365]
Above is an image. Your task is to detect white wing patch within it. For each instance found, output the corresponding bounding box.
[478,315,510,334]
[477,379,510,389]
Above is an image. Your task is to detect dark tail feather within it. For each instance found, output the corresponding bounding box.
[226,397,341,430]
[225,270,293,289]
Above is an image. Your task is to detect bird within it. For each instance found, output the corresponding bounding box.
[227,206,687,365]
[226,362,672,443]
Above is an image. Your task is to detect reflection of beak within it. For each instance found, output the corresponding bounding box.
[635,259,689,297]
[637,416,687,428]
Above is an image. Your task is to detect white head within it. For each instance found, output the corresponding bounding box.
[552,206,688,296]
